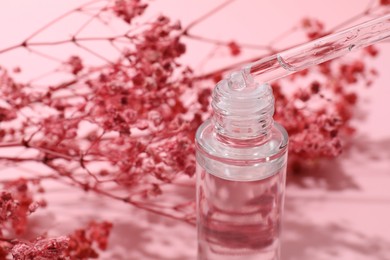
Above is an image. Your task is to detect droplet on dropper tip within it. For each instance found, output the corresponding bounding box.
[227,71,247,91]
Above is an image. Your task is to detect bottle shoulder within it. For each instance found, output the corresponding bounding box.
[195,119,288,163]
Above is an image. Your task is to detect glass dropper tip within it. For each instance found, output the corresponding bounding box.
[245,13,390,85]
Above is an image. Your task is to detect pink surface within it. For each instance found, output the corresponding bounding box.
[0,1,389,259]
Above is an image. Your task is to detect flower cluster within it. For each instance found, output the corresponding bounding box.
[112,0,148,24]
[0,179,43,236]
[301,17,325,39]
[65,221,113,259]
[9,221,112,259]
[11,236,69,260]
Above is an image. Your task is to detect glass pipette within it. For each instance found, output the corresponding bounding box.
[243,13,390,84]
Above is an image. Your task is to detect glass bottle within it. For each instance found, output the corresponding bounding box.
[195,71,288,260]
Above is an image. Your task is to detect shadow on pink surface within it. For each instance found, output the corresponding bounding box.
[288,159,360,191]
[282,136,390,260]
[351,136,390,162]
[282,220,390,260]
[288,135,390,191]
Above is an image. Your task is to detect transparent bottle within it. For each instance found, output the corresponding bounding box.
[195,71,288,260]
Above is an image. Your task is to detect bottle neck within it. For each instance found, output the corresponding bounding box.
[211,71,275,142]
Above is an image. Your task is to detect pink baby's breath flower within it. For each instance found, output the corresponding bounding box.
[113,0,148,24]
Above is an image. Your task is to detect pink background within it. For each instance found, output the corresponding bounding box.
[0,1,390,259]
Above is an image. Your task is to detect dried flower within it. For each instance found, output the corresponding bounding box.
[11,236,69,260]
[113,0,148,24]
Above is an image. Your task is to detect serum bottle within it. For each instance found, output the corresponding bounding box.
[195,71,288,260]
[195,12,390,260]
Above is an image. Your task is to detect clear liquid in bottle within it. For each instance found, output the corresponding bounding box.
[195,72,288,260]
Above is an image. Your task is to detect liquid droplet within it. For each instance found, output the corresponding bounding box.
[228,71,246,91]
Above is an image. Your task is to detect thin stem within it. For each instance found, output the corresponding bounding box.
[366,0,377,11]
[0,44,20,55]
[268,26,298,46]
[0,140,90,163]
[0,170,59,185]
[130,200,195,225]
[27,35,124,47]
[326,12,368,33]
[183,0,237,33]
[0,142,23,148]
[74,42,114,64]
[26,47,64,63]
[84,131,106,155]
[92,185,195,225]
[24,0,105,42]
[184,33,269,50]
[43,161,87,188]
[27,68,61,85]
[79,158,101,183]
[0,157,39,162]
[0,35,125,56]
[192,54,268,81]
[73,3,109,37]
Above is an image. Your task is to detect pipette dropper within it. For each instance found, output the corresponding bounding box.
[243,13,390,84]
